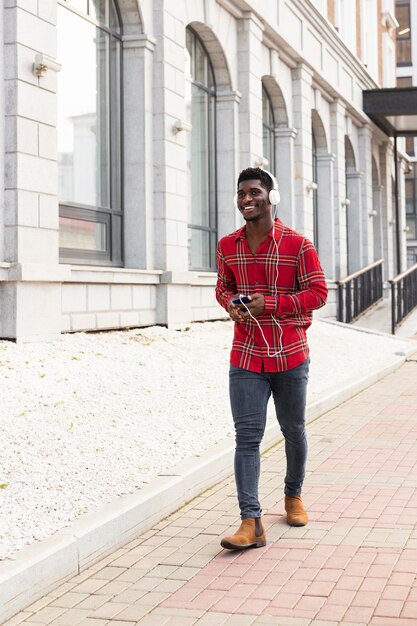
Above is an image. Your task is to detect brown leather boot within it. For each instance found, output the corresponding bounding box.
[285,495,308,526]
[221,517,266,550]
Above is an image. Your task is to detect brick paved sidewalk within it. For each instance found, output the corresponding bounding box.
[6,358,417,626]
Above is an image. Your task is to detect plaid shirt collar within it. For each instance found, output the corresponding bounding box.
[234,218,285,241]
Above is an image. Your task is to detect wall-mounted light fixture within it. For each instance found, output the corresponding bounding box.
[306,181,318,193]
[368,210,378,217]
[172,119,192,134]
[254,156,269,168]
[33,53,62,77]
[341,198,350,207]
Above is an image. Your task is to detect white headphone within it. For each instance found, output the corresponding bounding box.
[234,168,283,356]
[234,168,281,209]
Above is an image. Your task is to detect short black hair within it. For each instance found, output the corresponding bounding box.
[237,167,273,193]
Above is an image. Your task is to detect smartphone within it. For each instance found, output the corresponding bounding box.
[232,294,251,305]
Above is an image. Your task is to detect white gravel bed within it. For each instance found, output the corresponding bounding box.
[0,318,414,561]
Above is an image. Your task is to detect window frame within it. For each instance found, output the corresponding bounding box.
[186,26,218,272]
[395,1,412,66]
[57,0,124,266]
[262,85,276,173]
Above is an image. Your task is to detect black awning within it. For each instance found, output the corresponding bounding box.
[363,87,417,137]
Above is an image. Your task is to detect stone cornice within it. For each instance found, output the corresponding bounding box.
[122,34,157,51]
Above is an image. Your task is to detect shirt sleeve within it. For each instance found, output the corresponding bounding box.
[263,238,328,315]
[215,242,237,311]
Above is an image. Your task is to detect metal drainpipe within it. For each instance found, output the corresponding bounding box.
[394,135,401,276]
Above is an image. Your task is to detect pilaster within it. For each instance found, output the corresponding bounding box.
[123,34,156,270]
[316,153,336,280]
[358,124,373,266]
[379,141,394,280]
[292,63,314,238]
[237,11,264,170]
[275,127,297,229]
[153,1,189,273]
[330,100,348,278]
[1,2,61,340]
[216,89,242,236]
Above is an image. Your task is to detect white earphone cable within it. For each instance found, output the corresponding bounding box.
[238,217,284,357]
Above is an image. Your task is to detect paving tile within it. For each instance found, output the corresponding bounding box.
[14,362,417,626]
[374,598,404,617]
[24,606,67,624]
[2,613,34,626]
[49,592,89,609]
[48,608,93,625]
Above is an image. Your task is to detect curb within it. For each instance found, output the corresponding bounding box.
[1,344,417,623]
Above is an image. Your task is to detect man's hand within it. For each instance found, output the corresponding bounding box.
[227,293,265,322]
[242,293,265,318]
[226,296,247,322]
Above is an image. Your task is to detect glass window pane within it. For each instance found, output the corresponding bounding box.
[262,88,275,171]
[59,216,107,251]
[57,5,111,209]
[397,76,412,87]
[209,92,216,227]
[190,86,209,227]
[396,4,410,38]
[110,37,121,209]
[109,0,121,32]
[405,179,414,214]
[186,27,217,271]
[406,217,416,239]
[188,228,210,269]
[194,38,207,85]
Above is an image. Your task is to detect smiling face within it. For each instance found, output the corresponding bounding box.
[236,179,271,222]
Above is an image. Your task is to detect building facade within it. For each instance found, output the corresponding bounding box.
[0,0,408,340]
[396,0,417,267]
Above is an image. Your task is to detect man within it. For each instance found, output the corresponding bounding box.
[215,167,327,550]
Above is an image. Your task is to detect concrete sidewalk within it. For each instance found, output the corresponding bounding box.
[5,356,417,626]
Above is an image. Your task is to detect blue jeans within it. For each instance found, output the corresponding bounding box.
[229,359,310,519]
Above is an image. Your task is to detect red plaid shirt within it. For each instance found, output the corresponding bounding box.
[216,218,328,372]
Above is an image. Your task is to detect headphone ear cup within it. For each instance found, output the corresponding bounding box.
[269,188,281,205]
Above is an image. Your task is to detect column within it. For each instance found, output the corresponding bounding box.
[275,127,297,229]
[358,124,373,266]
[316,153,336,280]
[237,11,264,169]
[152,1,189,273]
[292,63,314,239]
[1,1,64,341]
[216,89,241,237]
[330,100,347,278]
[379,141,394,280]
[123,34,156,270]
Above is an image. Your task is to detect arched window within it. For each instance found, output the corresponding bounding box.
[185,27,217,271]
[57,0,122,265]
[312,128,319,250]
[262,86,276,172]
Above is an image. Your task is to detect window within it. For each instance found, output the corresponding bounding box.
[336,0,357,53]
[312,129,319,250]
[406,164,417,241]
[185,27,217,271]
[396,77,415,156]
[262,86,276,172]
[396,1,412,66]
[57,0,122,265]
